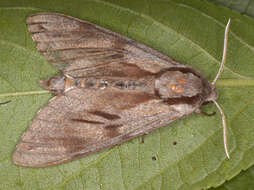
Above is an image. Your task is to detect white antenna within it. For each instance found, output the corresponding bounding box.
[212,19,231,159]
[213,100,230,158]
[212,19,231,85]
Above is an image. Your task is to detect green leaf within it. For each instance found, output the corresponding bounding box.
[211,165,254,190]
[0,0,254,190]
[207,0,254,18]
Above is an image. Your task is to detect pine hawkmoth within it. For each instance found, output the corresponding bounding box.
[12,13,230,167]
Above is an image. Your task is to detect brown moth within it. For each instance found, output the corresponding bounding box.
[13,13,230,167]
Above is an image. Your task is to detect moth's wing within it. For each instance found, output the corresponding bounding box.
[13,88,182,167]
[26,13,180,77]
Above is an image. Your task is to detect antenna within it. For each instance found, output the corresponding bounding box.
[213,100,229,158]
[212,19,231,85]
[212,19,231,159]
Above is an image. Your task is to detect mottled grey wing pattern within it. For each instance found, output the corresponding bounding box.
[26,13,179,77]
[13,88,181,167]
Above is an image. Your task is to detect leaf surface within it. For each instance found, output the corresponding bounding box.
[211,166,254,190]
[208,0,254,18]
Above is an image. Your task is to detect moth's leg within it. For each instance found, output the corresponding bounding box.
[0,100,11,105]
[202,111,216,116]
[141,132,149,143]
[141,136,145,144]
[195,108,216,117]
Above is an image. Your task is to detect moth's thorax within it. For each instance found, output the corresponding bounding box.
[155,71,203,99]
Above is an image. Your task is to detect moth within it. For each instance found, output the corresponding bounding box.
[12,13,230,167]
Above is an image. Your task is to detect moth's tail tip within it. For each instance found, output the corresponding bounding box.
[12,149,22,166]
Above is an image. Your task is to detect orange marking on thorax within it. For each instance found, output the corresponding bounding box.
[177,77,186,84]
[174,86,183,93]
[169,84,176,90]
[169,83,184,93]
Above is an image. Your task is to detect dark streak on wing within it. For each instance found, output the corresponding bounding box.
[58,136,89,154]
[110,92,157,110]
[89,110,121,120]
[163,94,202,105]
[104,124,123,138]
[26,21,48,26]
[71,118,104,124]
[68,62,155,79]
[104,124,123,129]
[104,53,124,60]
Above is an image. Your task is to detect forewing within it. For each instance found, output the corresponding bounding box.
[13,88,182,167]
[26,13,179,77]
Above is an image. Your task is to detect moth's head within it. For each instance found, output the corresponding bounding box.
[39,75,65,94]
[203,84,218,104]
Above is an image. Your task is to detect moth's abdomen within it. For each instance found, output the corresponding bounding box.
[113,80,146,90]
[76,78,147,90]
[41,74,150,93]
